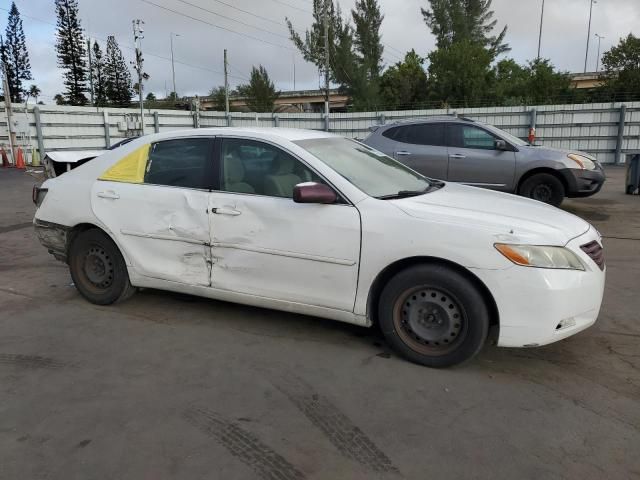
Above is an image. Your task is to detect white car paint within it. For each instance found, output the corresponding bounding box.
[34,127,605,348]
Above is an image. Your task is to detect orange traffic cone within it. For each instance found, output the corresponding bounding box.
[15,148,25,169]
[1,147,8,168]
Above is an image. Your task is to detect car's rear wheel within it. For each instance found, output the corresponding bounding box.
[518,173,565,207]
[68,229,136,305]
[378,264,490,368]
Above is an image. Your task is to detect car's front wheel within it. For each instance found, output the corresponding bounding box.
[68,228,136,305]
[518,173,565,207]
[378,264,490,368]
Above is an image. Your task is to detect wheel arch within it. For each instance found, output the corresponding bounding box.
[366,256,499,332]
[517,167,568,194]
[66,222,130,265]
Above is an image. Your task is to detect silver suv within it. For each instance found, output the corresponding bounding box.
[363,116,605,206]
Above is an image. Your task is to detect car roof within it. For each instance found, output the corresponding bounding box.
[147,127,337,143]
[383,116,476,128]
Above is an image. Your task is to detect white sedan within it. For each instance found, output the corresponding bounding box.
[33,128,606,367]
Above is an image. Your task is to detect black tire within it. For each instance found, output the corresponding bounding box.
[68,229,136,305]
[626,185,636,195]
[378,264,489,368]
[519,173,565,207]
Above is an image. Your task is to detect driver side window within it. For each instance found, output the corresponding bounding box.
[220,138,323,198]
[449,125,498,150]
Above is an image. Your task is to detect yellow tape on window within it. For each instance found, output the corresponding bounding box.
[99,144,150,183]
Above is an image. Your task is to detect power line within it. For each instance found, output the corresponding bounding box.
[140,0,293,50]
[268,0,313,14]
[198,0,285,27]
[172,0,290,40]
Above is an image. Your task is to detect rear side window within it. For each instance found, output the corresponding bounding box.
[144,138,213,189]
[449,125,497,150]
[381,124,445,146]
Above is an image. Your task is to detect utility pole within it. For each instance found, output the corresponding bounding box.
[87,38,95,106]
[537,0,545,60]
[170,32,179,97]
[594,33,604,72]
[132,19,146,134]
[224,49,229,115]
[2,64,16,164]
[584,0,596,73]
[323,0,330,123]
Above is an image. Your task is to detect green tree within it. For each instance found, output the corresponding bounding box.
[145,92,157,101]
[349,0,384,107]
[1,3,32,103]
[27,84,40,103]
[237,65,279,112]
[524,58,572,104]
[55,0,88,105]
[421,0,509,57]
[90,41,107,106]
[492,58,529,104]
[600,33,640,101]
[379,50,429,108]
[427,39,493,106]
[54,93,66,105]
[104,36,132,107]
[208,86,227,111]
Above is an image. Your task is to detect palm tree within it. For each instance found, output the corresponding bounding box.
[27,84,41,103]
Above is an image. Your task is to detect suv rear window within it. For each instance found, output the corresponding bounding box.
[381,123,446,146]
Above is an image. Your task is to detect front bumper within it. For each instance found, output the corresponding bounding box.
[473,227,605,348]
[559,166,606,198]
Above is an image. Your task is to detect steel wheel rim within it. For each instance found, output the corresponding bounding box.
[82,245,114,290]
[393,286,467,355]
[532,184,553,202]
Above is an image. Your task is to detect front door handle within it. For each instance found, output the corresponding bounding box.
[97,191,120,199]
[449,153,466,159]
[212,207,241,216]
[396,151,412,156]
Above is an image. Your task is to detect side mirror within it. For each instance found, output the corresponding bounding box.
[495,139,510,151]
[293,182,337,204]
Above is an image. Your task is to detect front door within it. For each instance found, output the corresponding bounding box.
[387,123,449,180]
[92,137,215,286]
[446,124,516,191]
[208,137,361,312]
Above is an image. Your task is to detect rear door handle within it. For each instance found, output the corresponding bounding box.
[212,207,241,216]
[396,151,412,156]
[97,191,120,199]
[449,153,466,159]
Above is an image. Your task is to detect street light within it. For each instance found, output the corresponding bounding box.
[595,33,605,72]
[537,0,545,60]
[583,0,597,73]
[170,32,180,98]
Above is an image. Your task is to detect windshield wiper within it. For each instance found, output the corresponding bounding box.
[376,180,445,200]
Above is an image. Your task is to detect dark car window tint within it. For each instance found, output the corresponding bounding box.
[449,125,497,150]
[382,124,445,146]
[220,138,323,198]
[144,138,212,189]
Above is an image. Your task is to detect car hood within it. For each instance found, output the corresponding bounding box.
[391,183,591,246]
[519,144,597,162]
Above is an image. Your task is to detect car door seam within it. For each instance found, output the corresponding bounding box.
[211,241,356,266]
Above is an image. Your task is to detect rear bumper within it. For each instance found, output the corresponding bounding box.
[34,219,69,262]
[472,227,605,348]
[559,167,606,197]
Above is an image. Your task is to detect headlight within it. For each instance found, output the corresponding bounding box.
[494,244,585,270]
[568,153,596,170]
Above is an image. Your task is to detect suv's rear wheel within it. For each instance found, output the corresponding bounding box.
[378,264,489,368]
[519,173,565,207]
[68,229,136,305]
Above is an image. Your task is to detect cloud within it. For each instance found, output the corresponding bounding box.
[9,0,640,103]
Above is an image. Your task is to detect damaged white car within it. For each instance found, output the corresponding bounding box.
[33,128,605,367]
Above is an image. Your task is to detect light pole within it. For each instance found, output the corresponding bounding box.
[583,0,596,73]
[170,33,180,99]
[537,0,545,60]
[594,33,604,72]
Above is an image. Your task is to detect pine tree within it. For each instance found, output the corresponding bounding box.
[104,36,132,107]
[55,0,88,105]
[421,0,509,57]
[352,0,384,81]
[1,3,32,103]
[91,41,107,106]
[236,66,279,113]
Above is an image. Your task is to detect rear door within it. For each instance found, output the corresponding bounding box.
[382,124,449,180]
[446,124,516,191]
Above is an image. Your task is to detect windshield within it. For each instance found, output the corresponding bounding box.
[295,137,431,198]
[482,123,528,146]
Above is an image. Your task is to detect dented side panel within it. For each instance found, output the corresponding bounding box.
[91,181,212,286]
[208,193,361,312]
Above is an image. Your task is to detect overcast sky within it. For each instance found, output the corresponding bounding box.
[6,0,640,103]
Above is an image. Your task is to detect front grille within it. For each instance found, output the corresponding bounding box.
[580,241,605,270]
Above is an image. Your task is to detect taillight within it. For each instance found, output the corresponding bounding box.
[32,185,48,207]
